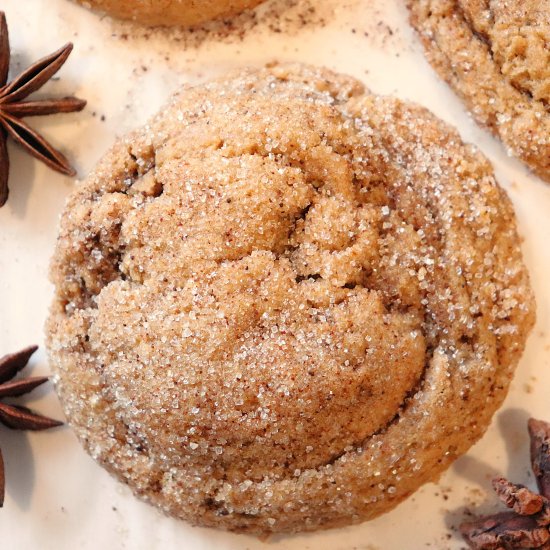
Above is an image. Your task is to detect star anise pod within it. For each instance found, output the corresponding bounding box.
[460,418,550,549]
[0,11,86,207]
[0,345,62,507]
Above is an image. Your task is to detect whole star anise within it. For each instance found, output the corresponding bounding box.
[0,11,86,207]
[460,418,550,549]
[0,345,62,507]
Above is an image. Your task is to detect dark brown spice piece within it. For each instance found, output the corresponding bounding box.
[461,512,550,549]
[0,11,86,207]
[460,418,550,549]
[0,345,62,507]
[492,477,544,516]
[529,419,550,499]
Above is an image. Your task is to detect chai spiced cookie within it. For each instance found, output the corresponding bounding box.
[408,0,550,182]
[46,63,535,535]
[73,0,264,27]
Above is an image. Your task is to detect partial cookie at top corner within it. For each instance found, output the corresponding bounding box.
[72,0,265,27]
[408,0,550,182]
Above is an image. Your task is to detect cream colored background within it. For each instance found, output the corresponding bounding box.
[0,0,549,548]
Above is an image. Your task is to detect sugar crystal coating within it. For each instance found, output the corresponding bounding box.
[46,64,535,534]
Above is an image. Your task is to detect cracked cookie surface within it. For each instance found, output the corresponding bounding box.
[46,63,535,534]
[73,0,264,27]
[408,0,550,182]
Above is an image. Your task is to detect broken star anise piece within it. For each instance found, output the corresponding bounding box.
[0,11,86,207]
[0,345,62,507]
[460,418,550,550]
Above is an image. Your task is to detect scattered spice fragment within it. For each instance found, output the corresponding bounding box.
[0,11,86,207]
[0,346,62,507]
[460,418,550,549]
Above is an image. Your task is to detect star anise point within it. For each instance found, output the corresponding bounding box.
[0,11,86,208]
[0,345,62,508]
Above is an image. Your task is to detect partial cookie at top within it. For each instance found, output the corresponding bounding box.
[46,63,535,535]
[408,0,550,182]
[72,0,264,27]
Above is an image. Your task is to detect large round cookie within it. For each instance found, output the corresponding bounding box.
[408,0,550,182]
[73,0,264,27]
[46,64,535,535]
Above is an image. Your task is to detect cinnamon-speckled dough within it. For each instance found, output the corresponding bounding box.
[73,0,264,27]
[46,64,535,535]
[408,0,550,182]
